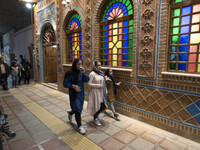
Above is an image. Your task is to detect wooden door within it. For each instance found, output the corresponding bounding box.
[43,46,57,83]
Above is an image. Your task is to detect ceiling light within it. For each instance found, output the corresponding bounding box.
[26,3,32,9]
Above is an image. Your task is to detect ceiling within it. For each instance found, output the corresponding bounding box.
[0,0,32,36]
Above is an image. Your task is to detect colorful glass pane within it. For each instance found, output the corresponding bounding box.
[190,33,200,43]
[179,46,188,52]
[170,63,176,70]
[188,64,196,72]
[193,4,200,13]
[172,27,179,34]
[191,25,199,32]
[174,9,180,16]
[192,14,200,23]
[188,54,196,62]
[178,63,186,70]
[173,18,180,26]
[180,26,189,33]
[189,45,197,52]
[182,6,191,15]
[181,16,190,25]
[175,0,182,3]
[67,13,82,62]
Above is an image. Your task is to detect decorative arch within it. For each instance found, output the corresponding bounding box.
[92,0,139,68]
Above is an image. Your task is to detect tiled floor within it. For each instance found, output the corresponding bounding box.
[0,83,200,150]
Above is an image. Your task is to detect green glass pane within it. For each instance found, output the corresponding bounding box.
[101,50,103,54]
[119,0,123,2]
[129,34,133,39]
[109,1,112,6]
[129,26,133,32]
[172,27,179,34]
[101,55,103,59]
[127,5,132,10]
[128,40,133,47]
[169,63,176,70]
[101,43,103,48]
[128,54,132,60]
[101,32,103,36]
[128,62,132,67]
[125,1,130,6]
[128,48,132,53]
[106,5,109,10]
[175,0,182,3]
[101,26,103,31]
[172,35,179,44]
[128,9,133,15]
[101,38,103,42]
[129,19,133,25]
[173,18,180,26]
[123,0,126,4]
[173,9,180,16]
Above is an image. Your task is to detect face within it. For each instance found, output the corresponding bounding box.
[96,62,101,71]
[109,69,113,76]
[76,60,83,70]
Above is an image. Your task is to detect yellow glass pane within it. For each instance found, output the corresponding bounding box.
[113,55,117,60]
[113,29,118,35]
[113,47,117,54]
[191,24,199,32]
[113,36,117,43]
[109,42,114,48]
[113,61,117,66]
[75,50,77,55]
[198,64,200,72]
[190,33,200,43]
[199,45,200,52]
[199,54,200,61]
[77,46,79,50]
[116,41,122,48]
[113,23,118,28]
[192,14,200,23]
[75,55,77,58]
[72,46,75,51]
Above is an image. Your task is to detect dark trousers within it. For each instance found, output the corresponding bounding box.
[1,74,8,90]
[70,111,82,127]
[93,102,106,120]
[24,74,30,84]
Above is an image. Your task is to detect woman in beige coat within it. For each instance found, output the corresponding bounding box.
[87,61,107,126]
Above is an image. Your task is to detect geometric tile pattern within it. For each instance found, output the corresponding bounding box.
[115,84,200,127]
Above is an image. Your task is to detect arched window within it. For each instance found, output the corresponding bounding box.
[169,0,200,73]
[66,13,82,63]
[100,0,133,67]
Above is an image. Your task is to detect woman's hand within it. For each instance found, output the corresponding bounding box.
[80,66,85,74]
[99,84,103,89]
[116,82,121,86]
[72,84,81,92]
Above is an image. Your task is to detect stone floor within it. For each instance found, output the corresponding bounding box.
[0,83,200,150]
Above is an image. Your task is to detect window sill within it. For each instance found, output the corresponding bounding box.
[62,64,72,67]
[161,72,200,78]
[101,67,132,72]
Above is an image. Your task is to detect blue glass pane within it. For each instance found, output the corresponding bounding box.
[108,7,112,12]
[80,51,82,54]
[105,31,108,36]
[181,16,190,25]
[104,50,108,54]
[104,37,108,41]
[105,18,108,21]
[180,34,189,44]
[171,46,177,52]
[80,55,82,59]
[80,36,82,40]
[70,38,72,42]
[70,35,72,38]
[123,27,128,33]
[123,34,128,39]
[170,54,177,61]
[105,43,108,49]
[70,51,72,54]
[104,55,108,59]
[124,12,128,16]
[123,20,128,26]
[123,49,127,53]
[123,62,127,67]
[80,41,82,45]
[105,25,108,30]
[178,63,186,70]
[80,32,82,36]
[122,55,127,60]
[182,6,191,15]
[179,46,188,52]
[70,47,72,51]
[122,41,128,47]
[105,61,108,65]
[80,45,82,50]
[180,26,190,33]
[179,54,187,61]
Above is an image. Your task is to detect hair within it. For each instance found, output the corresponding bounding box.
[105,68,112,77]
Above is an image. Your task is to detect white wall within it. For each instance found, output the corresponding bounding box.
[14,25,33,61]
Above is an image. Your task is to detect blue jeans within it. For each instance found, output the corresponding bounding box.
[12,75,18,87]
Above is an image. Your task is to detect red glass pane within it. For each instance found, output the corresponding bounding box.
[119,22,123,27]
[188,64,196,72]
[109,24,112,29]
[109,36,112,41]
[193,4,200,13]
[189,54,196,62]
[189,45,197,52]
[118,61,122,67]
[118,49,122,54]
[109,30,112,35]
[109,49,112,54]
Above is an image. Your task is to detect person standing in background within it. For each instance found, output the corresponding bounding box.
[0,57,10,90]
[24,59,31,84]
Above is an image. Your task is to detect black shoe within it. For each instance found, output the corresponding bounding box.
[114,113,119,118]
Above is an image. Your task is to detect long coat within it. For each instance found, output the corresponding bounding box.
[63,72,90,113]
[105,76,115,102]
[87,71,105,116]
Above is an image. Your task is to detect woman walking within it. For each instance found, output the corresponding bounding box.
[63,58,90,134]
[87,61,107,126]
[105,68,121,120]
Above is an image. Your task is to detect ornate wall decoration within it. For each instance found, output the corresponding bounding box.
[142,0,153,6]
[85,42,90,49]
[141,47,151,60]
[85,58,91,67]
[85,33,91,40]
[85,24,90,32]
[142,22,153,33]
[141,34,153,46]
[85,50,90,57]
[140,61,151,75]
[142,8,154,20]
[85,0,90,4]
[85,16,90,23]
[85,7,91,13]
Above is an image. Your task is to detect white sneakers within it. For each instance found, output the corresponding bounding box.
[94,118,102,126]
[78,126,86,135]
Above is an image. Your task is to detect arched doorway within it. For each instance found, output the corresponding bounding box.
[42,23,57,83]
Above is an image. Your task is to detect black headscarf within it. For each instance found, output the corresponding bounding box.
[65,58,82,101]
[105,68,117,95]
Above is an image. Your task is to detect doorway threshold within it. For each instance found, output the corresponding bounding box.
[41,82,58,90]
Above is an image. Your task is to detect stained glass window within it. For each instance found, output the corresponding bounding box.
[66,13,82,62]
[169,1,200,72]
[100,0,133,67]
